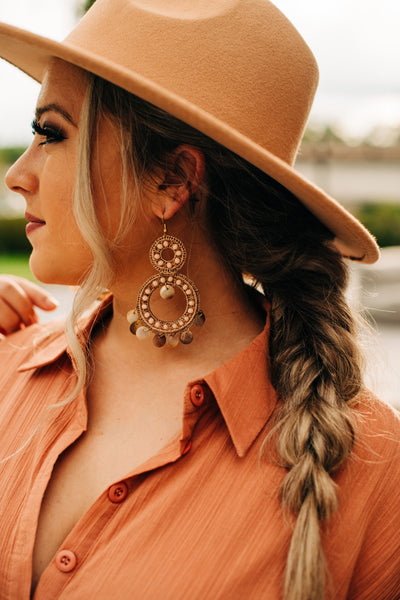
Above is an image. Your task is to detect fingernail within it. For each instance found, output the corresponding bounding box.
[44,296,59,308]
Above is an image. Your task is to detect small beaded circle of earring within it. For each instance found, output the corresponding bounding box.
[127,220,206,348]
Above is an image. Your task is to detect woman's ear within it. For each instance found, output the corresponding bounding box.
[152,145,205,220]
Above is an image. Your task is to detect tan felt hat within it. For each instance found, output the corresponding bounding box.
[0,0,379,262]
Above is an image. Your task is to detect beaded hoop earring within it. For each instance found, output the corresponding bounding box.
[127,221,205,347]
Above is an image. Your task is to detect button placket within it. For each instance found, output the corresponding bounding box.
[182,382,213,457]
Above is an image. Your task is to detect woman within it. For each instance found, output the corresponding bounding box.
[0,1,399,599]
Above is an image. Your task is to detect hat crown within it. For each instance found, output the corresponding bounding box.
[65,0,318,165]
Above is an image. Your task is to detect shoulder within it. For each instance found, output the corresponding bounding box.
[339,391,400,598]
[334,389,400,507]
[0,320,71,461]
[337,388,400,505]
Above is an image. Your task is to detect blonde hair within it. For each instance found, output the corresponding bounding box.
[263,250,361,600]
[66,72,363,600]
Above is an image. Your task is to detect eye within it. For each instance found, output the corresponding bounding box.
[31,119,66,146]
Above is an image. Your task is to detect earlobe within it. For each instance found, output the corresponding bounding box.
[153,145,205,220]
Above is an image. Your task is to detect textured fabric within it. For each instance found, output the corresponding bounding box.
[0,301,399,599]
[0,0,379,263]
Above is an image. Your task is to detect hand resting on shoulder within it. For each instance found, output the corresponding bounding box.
[0,275,58,335]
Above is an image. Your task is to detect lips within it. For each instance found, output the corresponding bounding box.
[25,212,46,236]
[25,212,46,225]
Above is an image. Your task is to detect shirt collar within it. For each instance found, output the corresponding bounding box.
[18,294,278,456]
[204,311,278,457]
[17,296,113,372]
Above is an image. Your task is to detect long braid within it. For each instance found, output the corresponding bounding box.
[266,246,361,600]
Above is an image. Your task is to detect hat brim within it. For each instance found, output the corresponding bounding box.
[0,22,379,263]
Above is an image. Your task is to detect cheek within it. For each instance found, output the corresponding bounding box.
[41,153,77,224]
[90,119,127,239]
[92,163,125,240]
[33,175,87,256]
[42,145,76,189]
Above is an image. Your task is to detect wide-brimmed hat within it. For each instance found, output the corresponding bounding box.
[0,0,379,262]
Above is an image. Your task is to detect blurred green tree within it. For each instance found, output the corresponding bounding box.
[82,0,96,13]
[0,147,26,165]
[356,203,400,247]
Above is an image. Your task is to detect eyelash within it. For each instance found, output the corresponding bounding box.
[31,119,66,146]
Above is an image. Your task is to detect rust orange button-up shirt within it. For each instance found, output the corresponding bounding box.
[0,302,400,599]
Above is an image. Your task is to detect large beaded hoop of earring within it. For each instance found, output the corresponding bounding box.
[127,221,205,347]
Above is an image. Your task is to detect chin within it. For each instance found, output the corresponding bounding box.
[29,253,87,286]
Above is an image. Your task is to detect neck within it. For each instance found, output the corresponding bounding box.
[96,237,265,378]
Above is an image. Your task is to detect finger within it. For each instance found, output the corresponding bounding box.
[0,278,38,326]
[0,297,25,334]
[9,277,59,312]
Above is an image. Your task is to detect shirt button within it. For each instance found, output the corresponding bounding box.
[108,481,129,503]
[190,384,205,407]
[55,549,77,573]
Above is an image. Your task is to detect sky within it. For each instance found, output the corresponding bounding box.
[0,0,399,145]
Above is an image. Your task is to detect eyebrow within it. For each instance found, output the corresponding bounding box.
[35,103,77,126]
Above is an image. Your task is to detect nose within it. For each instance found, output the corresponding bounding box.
[5,147,39,195]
